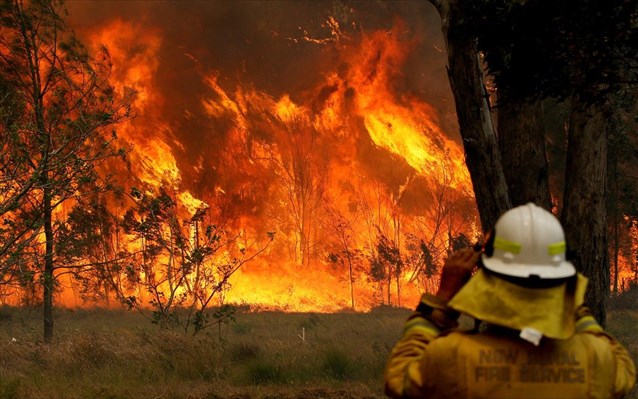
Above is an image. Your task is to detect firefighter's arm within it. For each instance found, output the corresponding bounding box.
[384,296,458,397]
[384,249,479,398]
[575,306,637,397]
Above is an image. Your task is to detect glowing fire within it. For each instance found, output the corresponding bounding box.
[18,5,635,314]
[88,17,470,311]
[4,4,636,312]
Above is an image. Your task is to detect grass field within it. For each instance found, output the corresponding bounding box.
[0,303,635,399]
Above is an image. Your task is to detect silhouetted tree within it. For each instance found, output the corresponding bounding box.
[428,0,637,324]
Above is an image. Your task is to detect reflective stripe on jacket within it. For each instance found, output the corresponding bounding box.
[384,313,636,399]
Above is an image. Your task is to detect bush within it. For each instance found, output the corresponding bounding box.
[0,378,21,399]
[231,321,253,335]
[245,360,285,385]
[321,348,351,381]
[0,307,13,322]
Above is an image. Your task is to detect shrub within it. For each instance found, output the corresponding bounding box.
[299,313,322,330]
[245,360,285,385]
[0,378,21,399]
[321,348,351,381]
[0,307,13,322]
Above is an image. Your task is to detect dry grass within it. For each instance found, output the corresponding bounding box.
[0,306,406,399]
[0,305,635,399]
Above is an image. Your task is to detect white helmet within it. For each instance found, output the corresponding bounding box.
[482,203,576,279]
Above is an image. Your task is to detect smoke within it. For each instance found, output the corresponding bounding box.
[65,0,465,239]
[66,1,453,160]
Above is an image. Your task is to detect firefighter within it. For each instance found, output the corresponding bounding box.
[385,203,636,398]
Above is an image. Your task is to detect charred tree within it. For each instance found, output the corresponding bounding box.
[497,99,552,210]
[428,0,511,231]
[561,97,609,325]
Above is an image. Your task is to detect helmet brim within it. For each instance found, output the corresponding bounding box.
[448,269,587,340]
[482,255,576,279]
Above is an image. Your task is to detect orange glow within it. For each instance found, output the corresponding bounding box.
[86,20,182,188]
[3,2,636,313]
[4,12,487,311]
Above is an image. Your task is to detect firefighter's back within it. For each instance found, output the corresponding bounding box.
[421,328,631,399]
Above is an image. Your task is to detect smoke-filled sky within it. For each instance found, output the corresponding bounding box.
[66,1,455,135]
[67,1,450,99]
[65,0,461,216]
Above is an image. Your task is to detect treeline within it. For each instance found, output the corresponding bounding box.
[1,0,637,343]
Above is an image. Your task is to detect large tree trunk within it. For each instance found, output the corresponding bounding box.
[498,100,552,210]
[561,95,609,326]
[432,0,511,231]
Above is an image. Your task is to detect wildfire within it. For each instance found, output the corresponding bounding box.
[13,3,634,315]
[4,10,477,312]
[102,18,475,311]
[85,20,181,188]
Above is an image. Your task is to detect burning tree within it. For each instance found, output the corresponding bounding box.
[3,1,488,313]
[54,193,127,304]
[0,0,131,342]
[273,114,327,268]
[323,204,364,310]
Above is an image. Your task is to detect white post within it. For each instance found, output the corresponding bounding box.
[298,327,305,343]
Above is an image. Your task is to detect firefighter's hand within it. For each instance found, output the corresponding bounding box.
[437,248,480,302]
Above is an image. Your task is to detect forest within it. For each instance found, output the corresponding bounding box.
[0,0,637,346]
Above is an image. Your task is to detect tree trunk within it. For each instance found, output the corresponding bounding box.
[43,186,54,343]
[608,149,619,296]
[345,251,355,310]
[387,267,392,306]
[395,264,401,308]
[498,100,552,210]
[561,95,609,326]
[433,0,511,231]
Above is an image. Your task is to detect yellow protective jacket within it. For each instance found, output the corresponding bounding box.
[384,311,636,399]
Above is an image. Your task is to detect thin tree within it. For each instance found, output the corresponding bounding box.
[0,0,131,342]
[273,115,326,267]
[324,204,360,310]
